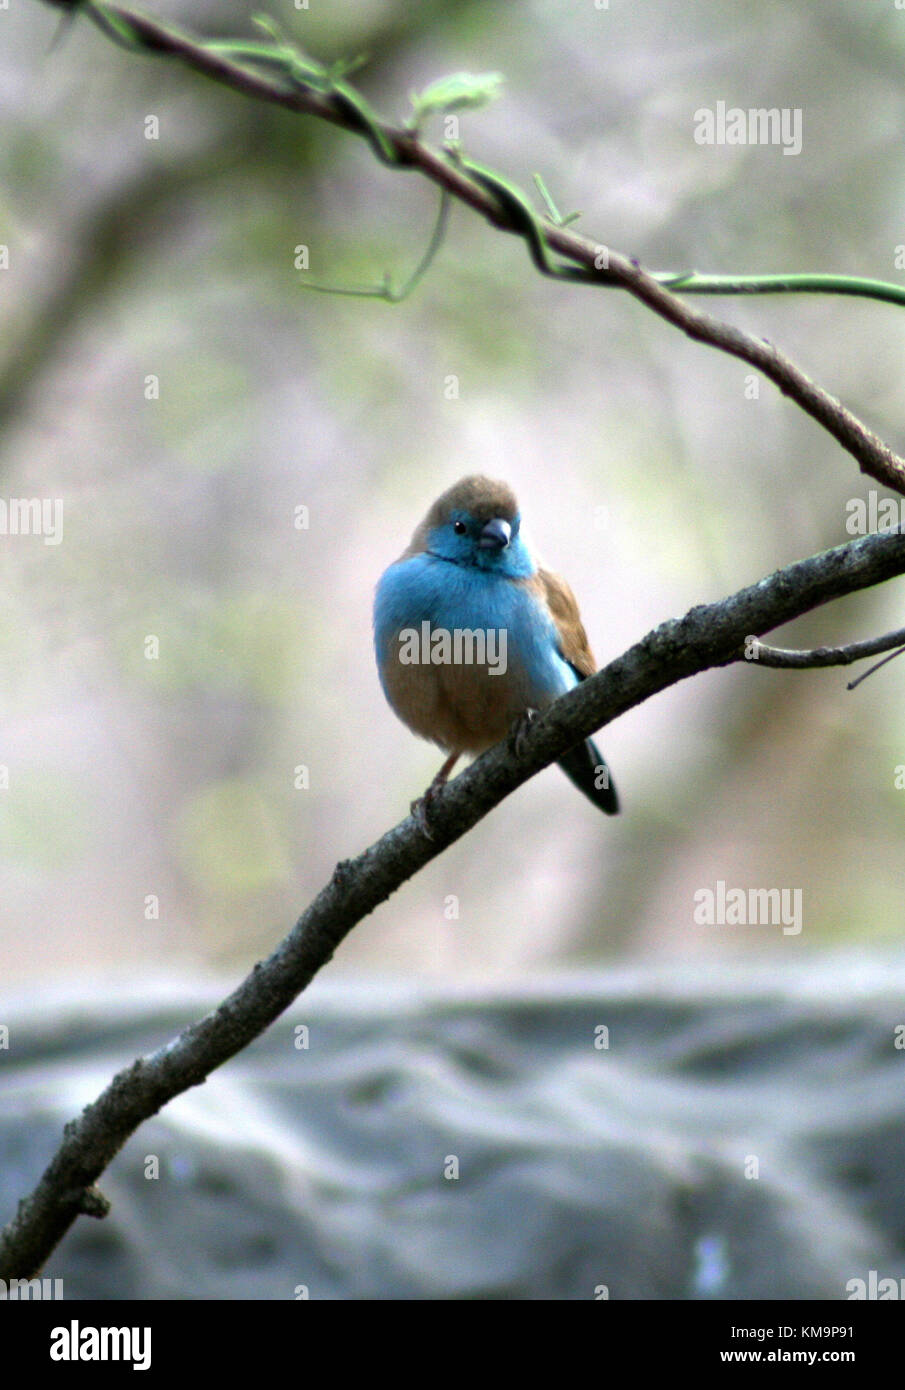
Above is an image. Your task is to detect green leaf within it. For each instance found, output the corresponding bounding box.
[408,71,505,127]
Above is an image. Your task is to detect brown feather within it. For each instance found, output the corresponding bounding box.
[536,567,597,677]
[380,635,532,755]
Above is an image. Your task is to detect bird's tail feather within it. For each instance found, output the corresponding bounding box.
[558,737,619,815]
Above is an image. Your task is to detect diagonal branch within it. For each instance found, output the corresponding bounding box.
[3,525,905,1279]
[13,0,905,1285]
[34,0,905,495]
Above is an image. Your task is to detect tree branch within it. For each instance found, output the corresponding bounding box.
[746,626,905,671]
[4,525,905,1279]
[12,0,905,1283]
[35,0,905,495]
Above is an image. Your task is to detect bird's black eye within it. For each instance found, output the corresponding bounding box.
[453,520,467,535]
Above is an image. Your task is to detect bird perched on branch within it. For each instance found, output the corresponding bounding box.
[373,475,619,824]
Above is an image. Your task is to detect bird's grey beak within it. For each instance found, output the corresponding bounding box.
[478,517,511,550]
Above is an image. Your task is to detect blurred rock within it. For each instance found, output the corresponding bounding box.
[2,952,904,1300]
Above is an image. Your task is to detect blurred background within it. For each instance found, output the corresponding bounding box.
[5,0,905,986]
[4,0,905,985]
[5,0,905,1304]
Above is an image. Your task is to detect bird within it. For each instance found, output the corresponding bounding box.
[373,475,619,823]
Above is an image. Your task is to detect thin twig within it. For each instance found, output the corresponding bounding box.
[847,645,905,690]
[34,0,905,496]
[745,624,905,671]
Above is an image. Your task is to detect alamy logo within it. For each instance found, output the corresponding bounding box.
[0,1277,64,1299]
[847,1271,905,1300]
[0,497,64,545]
[694,102,802,156]
[398,623,507,674]
[845,491,905,536]
[694,880,803,935]
[50,1321,151,1371]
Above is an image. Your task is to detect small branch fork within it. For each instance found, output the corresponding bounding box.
[746,626,905,688]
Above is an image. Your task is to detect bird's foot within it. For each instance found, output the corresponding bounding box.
[410,783,441,840]
[410,752,460,839]
[510,708,539,759]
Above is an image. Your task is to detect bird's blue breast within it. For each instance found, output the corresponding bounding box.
[374,552,577,707]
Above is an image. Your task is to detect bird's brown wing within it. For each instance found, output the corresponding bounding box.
[537,566,596,677]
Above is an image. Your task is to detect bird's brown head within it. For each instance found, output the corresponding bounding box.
[407,476,521,559]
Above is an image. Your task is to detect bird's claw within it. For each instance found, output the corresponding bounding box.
[511,708,539,758]
[410,787,438,839]
[410,751,460,838]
